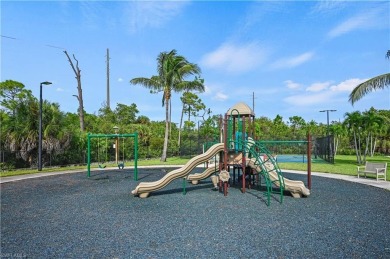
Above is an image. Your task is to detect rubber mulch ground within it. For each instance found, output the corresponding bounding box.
[1,168,389,258]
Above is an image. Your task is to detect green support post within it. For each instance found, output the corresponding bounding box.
[134,132,138,181]
[183,177,187,195]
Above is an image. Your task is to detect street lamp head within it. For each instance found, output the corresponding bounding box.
[41,81,52,86]
[113,126,119,134]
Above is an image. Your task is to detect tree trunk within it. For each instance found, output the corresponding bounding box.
[334,135,339,156]
[64,51,85,131]
[160,97,169,162]
[178,101,185,149]
[363,132,369,163]
[353,131,360,164]
[357,130,362,164]
[369,134,376,157]
[169,99,172,138]
[77,78,85,131]
[371,137,377,157]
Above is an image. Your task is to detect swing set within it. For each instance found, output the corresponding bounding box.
[87,133,138,180]
[97,138,108,169]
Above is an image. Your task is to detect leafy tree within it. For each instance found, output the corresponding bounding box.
[254,116,274,140]
[0,80,33,116]
[198,115,220,143]
[115,103,139,125]
[349,50,390,104]
[1,80,37,166]
[329,121,345,156]
[136,115,151,124]
[288,116,306,139]
[130,49,203,161]
[178,92,205,147]
[271,115,289,140]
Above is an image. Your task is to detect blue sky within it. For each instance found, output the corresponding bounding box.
[1,1,389,125]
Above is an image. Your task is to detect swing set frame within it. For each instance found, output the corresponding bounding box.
[87,133,138,180]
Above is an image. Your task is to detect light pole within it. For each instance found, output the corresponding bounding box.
[319,109,336,162]
[113,126,119,164]
[38,81,52,171]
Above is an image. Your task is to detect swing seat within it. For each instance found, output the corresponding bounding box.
[98,164,106,169]
[118,163,124,169]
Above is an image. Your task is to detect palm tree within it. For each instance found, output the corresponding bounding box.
[130,50,203,161]
[349,50,390,105]
[343,111,363,164]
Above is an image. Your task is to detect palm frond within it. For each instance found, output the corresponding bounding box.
[130,77,162,91]
[349,73,390,105]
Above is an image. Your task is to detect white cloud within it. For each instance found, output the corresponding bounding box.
[124,1,189,33]
[327,7,386,39]
[203,85,212,95]
[330,78,367,92]
[201,42,269,73]
[284,80,301,90]
[56,88,64,92]
[213,92,228,101]
[283,91,334,107]
[271,51,314,69]
[311,1,346,15]
[118,78,123,82]
[283,78,369,108]
[202,83,228,101]
[306,81,332,92]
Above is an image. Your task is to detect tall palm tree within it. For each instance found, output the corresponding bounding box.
[130,50,203,161]
[349,50,390,105]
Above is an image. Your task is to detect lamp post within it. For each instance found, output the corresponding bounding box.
[319,109,336,162]
[113,126,119,164]
[38,81,52,171]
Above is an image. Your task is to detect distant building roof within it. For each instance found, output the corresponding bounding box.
[227,102,254,117]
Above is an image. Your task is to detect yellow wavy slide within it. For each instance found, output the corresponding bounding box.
[247,158,310,198]
[131,143,224,198]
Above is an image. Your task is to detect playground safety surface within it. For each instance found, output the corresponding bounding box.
[1,168,389,258]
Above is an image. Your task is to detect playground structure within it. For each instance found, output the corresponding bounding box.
[131,102,310,205]
[87,132,138,179]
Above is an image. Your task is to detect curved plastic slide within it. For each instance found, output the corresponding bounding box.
[187,166,219,185]
[247,158,310,198]
[131,143,224,198]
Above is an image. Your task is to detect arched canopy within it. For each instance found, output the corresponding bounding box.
[227,102,254,117]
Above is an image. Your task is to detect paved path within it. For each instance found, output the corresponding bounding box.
[1,166,389,190]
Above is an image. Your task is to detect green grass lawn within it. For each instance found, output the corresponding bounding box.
[1,155,389,181]
[278,155,390,180]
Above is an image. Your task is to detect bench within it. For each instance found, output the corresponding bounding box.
[357,162,387,181]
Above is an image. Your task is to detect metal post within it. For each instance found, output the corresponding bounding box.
[38,81,52,171]
[38,83,43,171]
[307,131,312,190]
[319,109,336,162]
[113,126,119,164]
[87,133,91,177]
